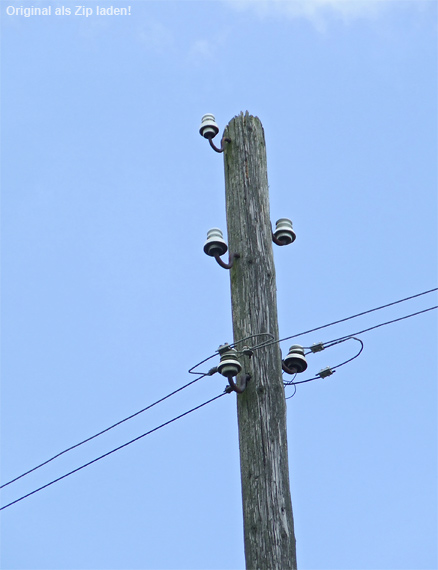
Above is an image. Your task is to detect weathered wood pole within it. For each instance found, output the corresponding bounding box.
[223,112,297,570]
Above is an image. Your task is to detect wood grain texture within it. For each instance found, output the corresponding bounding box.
[223,112,297,570]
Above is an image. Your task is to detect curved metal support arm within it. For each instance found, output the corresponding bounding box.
[272,233,287,246]
[209,136,231,153]
[282,361,298,375]
[225,373,251,394]
[214,252,240,270]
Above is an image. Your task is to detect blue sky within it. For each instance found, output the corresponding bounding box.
[1,1,437,569]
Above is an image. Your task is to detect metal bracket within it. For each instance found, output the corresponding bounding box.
[282,361,298,375]
[272,233,287,246]
[214,252,240,270]
[225,373,251,394]
[209,136,231,154]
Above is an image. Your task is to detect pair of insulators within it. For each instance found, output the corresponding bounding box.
[204,221,296,257]
[283,345,308,374]
[217,348,242,378]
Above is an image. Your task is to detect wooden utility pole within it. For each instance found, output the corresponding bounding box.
[223,112,297,570]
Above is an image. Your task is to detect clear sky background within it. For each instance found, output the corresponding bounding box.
[1,1,437,569]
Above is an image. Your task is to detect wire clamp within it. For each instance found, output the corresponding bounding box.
[310,342,325,353]
[240,346,254,358]
[317,367,334,379]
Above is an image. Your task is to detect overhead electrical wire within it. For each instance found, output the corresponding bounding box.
[2,290,436,508]
[321,306,437,344]
[284,337,364,391]
[252,288,437,351]
[286,384,297,400]
[188,354,219,375]
[0,391,228,511]
[5,335,274,491]
[283,305,437,397]
[188,332,275,376]
[5,296,435,490]
[188,290,436,377]
[1,372,210,490]
[189,290,437,380]
[322,338,364,370]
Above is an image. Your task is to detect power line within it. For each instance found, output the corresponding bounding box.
[188,333,275,376]
[3,335,275,490]
[254,288,437,351]
[325,306,437,343]
[325,338,364,371]
[4,298,436,491]
[285,384,297,400]
[1,372,209,489]
[3,295,436,499]
[188,354,218,375]
[0,391,228,511]
[189,289,437,378]
[284,337,364,389]
[284,306,437,396]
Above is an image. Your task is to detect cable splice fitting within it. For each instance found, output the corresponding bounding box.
[318,367,334,379]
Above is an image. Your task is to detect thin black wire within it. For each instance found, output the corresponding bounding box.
[288,336,363,386]
[188,332,274,376]
[1,372,209,489]
[4,303,436,490]
[0,391,227,511]
[210,290,437,360]
[284,337,363,388]
[288,375,321,386]
[256,288,437,351]
[285,384,297,400]
[325,306,437,344]
[0,329,299,489]
[231,332,275,349]
[189,289,437,375]
[188,354,218,375]
[283,305,437,393]
[327,338,364,371]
